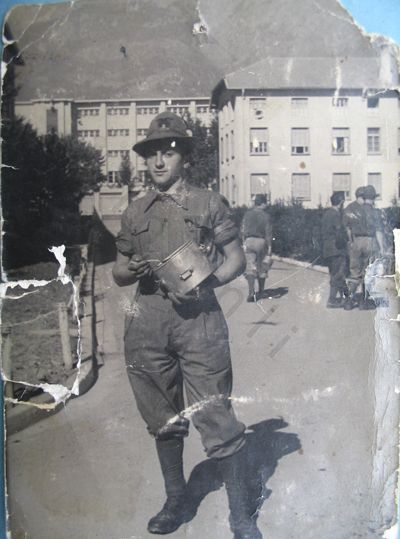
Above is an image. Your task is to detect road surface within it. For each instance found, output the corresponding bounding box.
[7,260,382,539]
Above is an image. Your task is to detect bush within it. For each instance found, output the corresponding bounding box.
[232,202,399,264]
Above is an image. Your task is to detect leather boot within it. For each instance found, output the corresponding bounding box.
[218,448,263,539]
[246,275,256,302]
[148,438,188,534]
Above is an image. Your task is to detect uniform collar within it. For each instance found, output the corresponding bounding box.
[143,179,190,212]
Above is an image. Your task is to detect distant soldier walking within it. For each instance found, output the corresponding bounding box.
[343,185,384,310]
[241,194,272,302]
[321,191,349,308]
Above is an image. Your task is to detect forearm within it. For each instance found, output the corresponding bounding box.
[213,249,246,286]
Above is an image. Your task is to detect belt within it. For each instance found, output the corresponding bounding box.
[354,234,374,238]
[245,235,265,240]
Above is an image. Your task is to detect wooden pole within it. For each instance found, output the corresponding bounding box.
[57,302,73,369]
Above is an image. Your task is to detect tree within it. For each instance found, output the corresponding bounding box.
[1,116,106,268]
[184,114,219,189]
[118,153,134,186]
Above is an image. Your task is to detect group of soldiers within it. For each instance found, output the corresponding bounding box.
[321,185,385,310]
[240,186,386,311]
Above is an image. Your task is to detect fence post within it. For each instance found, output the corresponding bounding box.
[2,326,14,399]
[58,303,73,369]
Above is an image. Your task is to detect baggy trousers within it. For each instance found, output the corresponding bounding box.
[326,255,348,290]
[348,236,379,287]
[124,291,246,459]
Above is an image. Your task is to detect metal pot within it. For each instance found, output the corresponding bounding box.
[152,240,215,294]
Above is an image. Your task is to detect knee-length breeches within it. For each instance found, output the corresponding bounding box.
[124,292,246,458]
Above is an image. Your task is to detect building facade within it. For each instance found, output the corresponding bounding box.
[214,89,399,209]
[212,48,400,209]
[14,97,211,186]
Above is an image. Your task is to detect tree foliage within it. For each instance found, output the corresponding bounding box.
[1,116,106,268]
[118,153,134,186]
[184,114,219,189]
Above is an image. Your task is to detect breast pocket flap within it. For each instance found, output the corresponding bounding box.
[132,220,150,235]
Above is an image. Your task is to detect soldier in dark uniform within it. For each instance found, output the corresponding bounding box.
[321,191,349,308]
[343,185,384,310]
[113,112,262,539]
[241,194,272,302]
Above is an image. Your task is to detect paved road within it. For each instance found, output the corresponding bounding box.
[7,261,381,539]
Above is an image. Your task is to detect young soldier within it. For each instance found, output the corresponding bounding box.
[113,112,262,539]
[241,194,272,302]
[343,185,384,310]
[321,191,349,308]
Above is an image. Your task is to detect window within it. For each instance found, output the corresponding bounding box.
[250,98,266,120]
[225,133,229,162]
[78,129,100,138]
[332,173,351,199]
[367,128,381,154]
[367,96,379,108]
[291,98,308,109]
[137,128,147,137]
[291,128,310,154]
[137,106,159,115]
[220,137,224,164]
[196,105,209,114]
[332,128,350,154]
[107,150,129,158]
[107,129,130,136]
[367,173,382,199]
[231,130,235,159]
[250,173,270,200]
[46,108,58,134]
[138,171,147,183]
[250,128,268,154]
[77,108,100,117]
[107,171,118,183]
[292,173,311,201]
[107,107,129,115]
[332,97,348,107]
[167,105,189,116]
[398,128,400,155]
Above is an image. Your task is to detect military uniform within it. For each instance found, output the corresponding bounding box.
[242,207,272,279]
[116,181,246,459]
[321,206,348,301]
[344,200,382,289]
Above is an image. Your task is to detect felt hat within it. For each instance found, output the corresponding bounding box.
[133,111,193,157]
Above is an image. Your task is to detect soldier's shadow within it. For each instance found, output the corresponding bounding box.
[185,417,301,522]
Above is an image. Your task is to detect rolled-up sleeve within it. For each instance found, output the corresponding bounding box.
[115,209,134,256]
[209,193,238,246]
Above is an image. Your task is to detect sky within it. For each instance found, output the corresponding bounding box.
[1,0,400,45]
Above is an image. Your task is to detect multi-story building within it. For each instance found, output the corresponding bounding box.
[212,53,400,208]
[14,97,211,186]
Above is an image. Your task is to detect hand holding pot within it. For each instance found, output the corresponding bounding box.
[128,254,152,280]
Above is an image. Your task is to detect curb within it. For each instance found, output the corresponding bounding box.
[6,360,94,437]
[6,250,99,437]
[272,255,328,274]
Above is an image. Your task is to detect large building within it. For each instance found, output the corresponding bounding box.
[14,97,211,185]
[5,0,400,208]
[212,50,400,209]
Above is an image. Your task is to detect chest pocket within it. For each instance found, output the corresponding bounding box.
[184,215,214,249]
[130,219,150,255]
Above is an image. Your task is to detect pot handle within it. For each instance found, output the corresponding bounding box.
[180,268,193,281]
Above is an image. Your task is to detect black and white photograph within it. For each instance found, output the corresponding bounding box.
[1,1,400,538]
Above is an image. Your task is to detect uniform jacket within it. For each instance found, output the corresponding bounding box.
[321,207,347,258]
[116,182,238,292]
